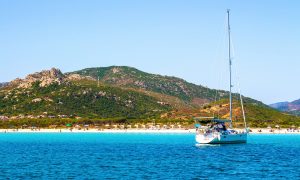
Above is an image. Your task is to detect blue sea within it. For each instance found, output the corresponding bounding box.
[0,133,299,179]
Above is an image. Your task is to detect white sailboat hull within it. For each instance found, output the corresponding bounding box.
[196,133,247,144]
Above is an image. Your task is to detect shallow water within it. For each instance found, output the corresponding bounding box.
[0,133,299,179]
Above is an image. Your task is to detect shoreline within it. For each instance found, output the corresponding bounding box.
[0,128,300,134]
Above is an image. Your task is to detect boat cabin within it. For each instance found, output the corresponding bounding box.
[195,118,235,134]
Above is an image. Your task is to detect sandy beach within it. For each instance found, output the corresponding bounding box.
[1,128,300,134]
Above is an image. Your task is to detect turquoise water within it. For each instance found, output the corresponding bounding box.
[0,133,299,179]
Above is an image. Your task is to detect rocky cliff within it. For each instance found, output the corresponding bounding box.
[9,68,94,89]
[10,68,65,88]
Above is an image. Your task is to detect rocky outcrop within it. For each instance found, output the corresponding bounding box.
[10,68,65,88]
[9,68,99,89]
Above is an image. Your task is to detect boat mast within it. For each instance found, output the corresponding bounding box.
[227,9,233,128]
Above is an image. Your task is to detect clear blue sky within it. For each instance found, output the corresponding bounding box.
[0,0,299,104]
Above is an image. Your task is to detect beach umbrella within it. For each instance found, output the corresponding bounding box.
[195,124,201,128]
[66,123,72,127]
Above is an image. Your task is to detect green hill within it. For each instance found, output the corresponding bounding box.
[68,66,221,102]
[0,66,299,128]
[0,80,170,119]
[68,66,263,107]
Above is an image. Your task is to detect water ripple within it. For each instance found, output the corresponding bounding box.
[0,133,299,179]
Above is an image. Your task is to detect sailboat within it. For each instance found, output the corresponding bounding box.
[195,10,248,144]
